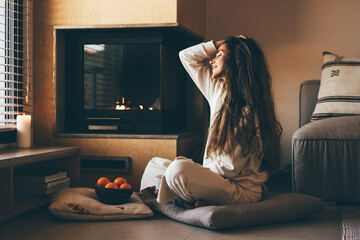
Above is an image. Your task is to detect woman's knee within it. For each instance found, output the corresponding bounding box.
[164,157,194,182]
[161,157,196,202]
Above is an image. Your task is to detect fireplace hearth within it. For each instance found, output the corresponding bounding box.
[55,27,201,135]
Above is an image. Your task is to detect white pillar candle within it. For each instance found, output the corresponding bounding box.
[17,114,32,148]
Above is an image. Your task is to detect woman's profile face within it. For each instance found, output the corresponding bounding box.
[209,43,230,80]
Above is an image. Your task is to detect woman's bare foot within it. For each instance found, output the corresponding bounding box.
[194,200,207,208]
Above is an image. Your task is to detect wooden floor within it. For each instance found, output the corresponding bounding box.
[0,205,341,240]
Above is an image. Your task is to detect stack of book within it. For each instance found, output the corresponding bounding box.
[14,170,71,195]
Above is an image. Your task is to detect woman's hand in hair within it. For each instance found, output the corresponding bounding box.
[214,35,246,49]
[236,35,247,39]
[214,39,225,49]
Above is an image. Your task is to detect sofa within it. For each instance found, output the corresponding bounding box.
[292,80,360,202]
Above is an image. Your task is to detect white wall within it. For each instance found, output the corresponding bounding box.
[206,0,360,169]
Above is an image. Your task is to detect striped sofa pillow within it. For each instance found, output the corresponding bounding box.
[311,52,360,121]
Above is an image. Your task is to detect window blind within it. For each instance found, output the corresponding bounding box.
[0,0,32,129]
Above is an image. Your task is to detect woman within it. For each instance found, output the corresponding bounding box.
[140,35,282,207]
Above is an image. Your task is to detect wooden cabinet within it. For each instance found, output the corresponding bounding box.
[0,146,80,223]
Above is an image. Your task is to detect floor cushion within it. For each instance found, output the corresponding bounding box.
[49,187,153,221]
[140,188,324,230]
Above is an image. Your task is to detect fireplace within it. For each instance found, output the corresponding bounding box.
[55,27,201,134]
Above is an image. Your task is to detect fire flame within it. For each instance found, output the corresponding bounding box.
[116,105,126,110]
[115,97,155,111]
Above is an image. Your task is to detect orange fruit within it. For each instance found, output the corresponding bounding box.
[114,177,127,187]
[119,183,132,189]
[97,177,110,187]
[105,182,118,189]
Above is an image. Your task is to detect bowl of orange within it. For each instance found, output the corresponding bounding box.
[95,177,133,205]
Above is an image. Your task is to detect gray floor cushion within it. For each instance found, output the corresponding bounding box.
[140,188,324,230]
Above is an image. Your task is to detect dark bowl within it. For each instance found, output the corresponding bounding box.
[95,185,133,205]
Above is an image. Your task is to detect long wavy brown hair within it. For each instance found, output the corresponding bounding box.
[206,36,282,173]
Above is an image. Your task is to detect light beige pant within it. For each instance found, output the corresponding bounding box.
[140,156,261,205]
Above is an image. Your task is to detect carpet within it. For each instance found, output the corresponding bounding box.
[341,206,360,240]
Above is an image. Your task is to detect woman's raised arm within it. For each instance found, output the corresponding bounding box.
[179,41,217,101]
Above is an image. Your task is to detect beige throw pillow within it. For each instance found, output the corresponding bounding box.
[311,52,360,121]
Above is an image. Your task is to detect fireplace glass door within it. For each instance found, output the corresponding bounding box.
[83,43,161,112]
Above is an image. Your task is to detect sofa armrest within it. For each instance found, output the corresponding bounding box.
[299,80,320,127]
[292,116,360,201]
[293,116,360,140]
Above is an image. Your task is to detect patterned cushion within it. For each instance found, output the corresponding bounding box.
[311,52,360,121]
[48,187,153,221]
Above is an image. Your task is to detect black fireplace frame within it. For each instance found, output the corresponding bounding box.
[54,27,202,135]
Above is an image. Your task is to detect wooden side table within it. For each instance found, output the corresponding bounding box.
[0,146,80,223]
